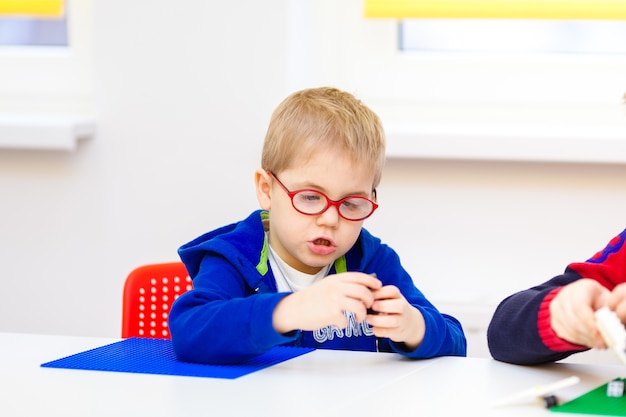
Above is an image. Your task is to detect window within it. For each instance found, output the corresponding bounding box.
[0,16,68,46]
[400,19,626,55]
[0,0,94,150]
[305,0,626,163]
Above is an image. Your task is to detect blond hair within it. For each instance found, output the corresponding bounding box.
[261,87,386,189]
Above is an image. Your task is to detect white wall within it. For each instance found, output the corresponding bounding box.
[1,0,625,362]
[0,0,290,337]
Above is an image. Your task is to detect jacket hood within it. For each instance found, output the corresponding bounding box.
[178,210,269,280]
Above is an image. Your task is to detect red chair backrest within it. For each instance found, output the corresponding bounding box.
[122,262,192,339]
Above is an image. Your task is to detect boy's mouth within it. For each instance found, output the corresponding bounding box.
[308,237,336,255]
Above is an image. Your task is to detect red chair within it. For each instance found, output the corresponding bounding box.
[122,262,192,339]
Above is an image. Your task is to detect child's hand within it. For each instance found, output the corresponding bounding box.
[608,283,626,324]
[272,272,382,333]
[549,278,611,348]
[366,285,426,351]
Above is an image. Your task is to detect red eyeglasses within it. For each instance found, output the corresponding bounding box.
[268,171,378,221]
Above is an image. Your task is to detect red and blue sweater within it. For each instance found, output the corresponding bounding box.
[487,228,626,365]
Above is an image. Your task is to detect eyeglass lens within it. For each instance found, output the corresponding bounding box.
[291,190,374,220]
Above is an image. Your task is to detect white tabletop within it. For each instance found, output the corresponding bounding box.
[0,332,623,417]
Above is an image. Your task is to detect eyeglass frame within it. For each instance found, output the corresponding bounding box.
[267,171,379,221]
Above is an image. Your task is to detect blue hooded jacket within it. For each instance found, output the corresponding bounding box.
[169,210,466,364]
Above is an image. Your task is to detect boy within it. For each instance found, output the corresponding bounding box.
[169,87,467,364]
[488,229,626,365]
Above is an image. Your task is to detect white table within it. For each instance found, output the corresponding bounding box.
[0,332,623,417]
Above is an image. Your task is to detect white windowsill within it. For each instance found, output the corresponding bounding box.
[385,122,626,163]
[0,113,95,151]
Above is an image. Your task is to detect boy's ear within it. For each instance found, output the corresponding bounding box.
[255,169,272,210]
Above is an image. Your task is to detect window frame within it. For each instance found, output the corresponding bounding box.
[0,0,95,150]
[308,0,626,163]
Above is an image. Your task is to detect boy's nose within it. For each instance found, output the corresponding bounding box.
[316,204,340,227]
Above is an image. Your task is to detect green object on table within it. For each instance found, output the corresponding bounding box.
[551,378,626,416]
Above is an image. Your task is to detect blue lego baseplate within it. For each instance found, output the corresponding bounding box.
[41,337,315,379]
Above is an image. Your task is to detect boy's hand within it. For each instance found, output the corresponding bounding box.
[549,279,610,348]
[366,285,426,351]
[608,283,626,324]
[272,272,382,333]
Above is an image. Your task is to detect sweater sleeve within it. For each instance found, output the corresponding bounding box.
[487,228,626,365]
[537,288,587,352]
[169,254,298,365]
[487,278,586,365]
[567,230,626,290]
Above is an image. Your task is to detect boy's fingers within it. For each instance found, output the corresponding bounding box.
[339,272,382,289]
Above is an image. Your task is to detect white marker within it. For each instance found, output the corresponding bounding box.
[490,376,581,408]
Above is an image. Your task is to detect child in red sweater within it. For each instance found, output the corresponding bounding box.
[488,229,626,365]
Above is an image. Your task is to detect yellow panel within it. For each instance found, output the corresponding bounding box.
[0,0,64,17]
[364,0,626,20]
